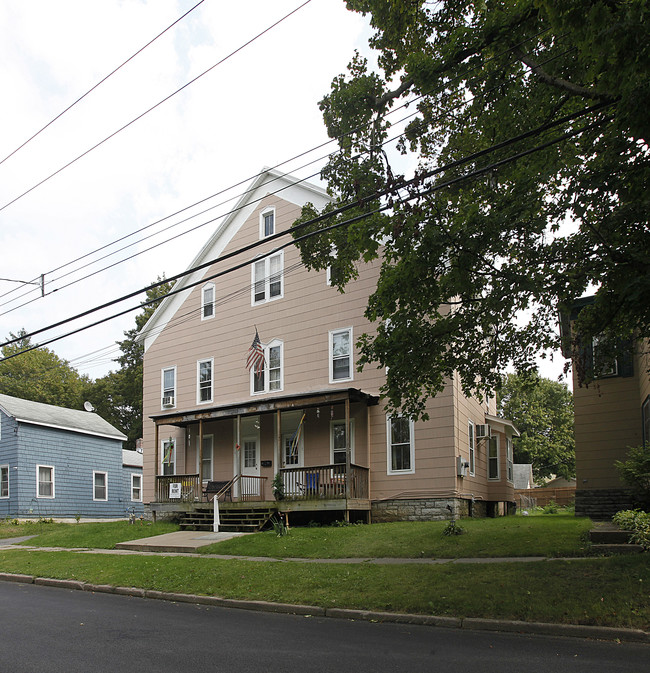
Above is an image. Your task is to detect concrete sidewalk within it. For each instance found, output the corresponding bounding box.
[114,530,249,553]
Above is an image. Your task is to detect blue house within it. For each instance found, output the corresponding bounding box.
[0,394,143,519]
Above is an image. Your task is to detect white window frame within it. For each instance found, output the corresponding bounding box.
[329,327,353,383]
[251,251,284,305]
[468,420,475,476]
[37,464,55,499]
[198,434,214,482]
[259,207,275,239]
[130,473,142,502]
[386,416,415,475]
[0,465,8,498]
[161,439,176,476]
[330,420,355,466]
[93,470,108,501]
[201,283,216,321]
[251,340,284,395]
[197,358,214,404]
[161,366,176,409]
[506,437,514,483]
[488,436,500,481]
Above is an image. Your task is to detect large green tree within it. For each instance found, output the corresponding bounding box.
[497,372,574,480]
[86,277,172,450]
[293,0,650,419]
[0,330,91,408]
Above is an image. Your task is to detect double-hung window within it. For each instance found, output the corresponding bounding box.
[202,283,215,320]
[488,436,500,480]
[252,252,283,305]
[252,341,283,394]
[468,420,475,476]
[260,207,275,238]
[131,474,142,502]
[37,465,55,498]
[329,327,352,382]
[161,366,176,408]
[0,465,8,498]
[197,358,213,404]
[330,420,355,466]
[93,471,108,501]
[387,416,415,474]
[162,439,175,475]
[200,435,214,481]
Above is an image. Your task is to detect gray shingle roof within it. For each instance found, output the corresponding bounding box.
[0,394,126,441]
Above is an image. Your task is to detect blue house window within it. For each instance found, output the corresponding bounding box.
[0,465,8,498]
[93,471,108,501]
[37,465,55,498]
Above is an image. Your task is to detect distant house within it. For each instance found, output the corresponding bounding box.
[136,168,518,525]
[561,296,650,519]
[0,393,143,519]
[513,464,534,490]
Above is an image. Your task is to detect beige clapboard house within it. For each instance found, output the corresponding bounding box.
[138,169,517,526]
[563,297,650,519]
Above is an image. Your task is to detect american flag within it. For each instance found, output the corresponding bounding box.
[246,329,266,375]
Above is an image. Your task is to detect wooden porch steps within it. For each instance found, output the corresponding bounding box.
[179,505,276,533]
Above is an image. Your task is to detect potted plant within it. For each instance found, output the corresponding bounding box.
[272,472,285,501]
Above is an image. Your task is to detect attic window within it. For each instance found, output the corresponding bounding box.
[260,207,275,239]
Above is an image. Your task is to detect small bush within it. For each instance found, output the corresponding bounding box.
[442,520,465,536]
[615,446,650,505]
[543,500,559,514]
[612,509,650,551]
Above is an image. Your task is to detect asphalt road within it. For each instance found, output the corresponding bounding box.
[0,581,647,673]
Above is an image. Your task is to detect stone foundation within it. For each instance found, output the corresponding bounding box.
[575,488,639,520]
[371,497,509,522]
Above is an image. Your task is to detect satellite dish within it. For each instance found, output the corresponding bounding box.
[83,401,95,412]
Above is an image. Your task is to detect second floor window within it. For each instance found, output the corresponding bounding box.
[198,359,213,403]
[162,367,176,407]
[468,420,475,476]
[252,252,283,305]
[253,341,283,394]
[329,327,352,382]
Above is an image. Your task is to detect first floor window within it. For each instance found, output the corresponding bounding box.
[131,474,142,502]
[162,439,175,475]
[93,471,108,501]
[201,435,213,481]
[387,416,414,474]
[330,327,352,382]
[468,420,475,476]
[0,465,8,498]
[506,438,513,482]
[202,283,215,320]
[253,341,283,394]
[488,436,500,480]
[198,358,213,403]
[37,465,54,498]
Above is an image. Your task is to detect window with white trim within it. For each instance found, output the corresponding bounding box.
[202,283,215,320]
[0,465,8,498]
[330,420,355,465]
[252,340,283,394]
[468,420,475,476]
[506,437,514,482]
[37,465,55,498]
[200,434,213,481]
[252,252,283,305]
[197,358,213,403]
[131,474,142,502]
[162,439,175,476]
[93,471,108,501]
[329,327,352,382]
[488,436,500,480]
[260,207,275,238]
[387,416,415,474]
[161,366,176,408]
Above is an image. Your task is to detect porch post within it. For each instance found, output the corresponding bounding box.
[154,422,160,504]
[367,404,371,503]
[237,415,242,499]
[345,397,351,506]
[198,419,204,484]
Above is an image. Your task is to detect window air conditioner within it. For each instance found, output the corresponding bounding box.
[456,455,470,477]
[476,424,491,439]
[162,396,175,407]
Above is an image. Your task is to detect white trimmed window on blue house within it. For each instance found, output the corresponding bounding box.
[131,474,142,502]
[0,465,8,498]
[93,471,108,501]
[37,465,55,498]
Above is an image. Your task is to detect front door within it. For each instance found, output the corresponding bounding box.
[241,436,260,496]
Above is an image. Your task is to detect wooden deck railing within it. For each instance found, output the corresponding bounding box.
[156,474,201,503]
[280,464,369,500]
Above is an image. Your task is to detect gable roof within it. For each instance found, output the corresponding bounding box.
[0,394,127,441]
[136,167,330,352]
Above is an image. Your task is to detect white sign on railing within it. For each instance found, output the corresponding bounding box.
[169,483,182,499]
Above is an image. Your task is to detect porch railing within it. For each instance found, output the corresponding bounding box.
[156,474,201,503]
[280,464,369,500]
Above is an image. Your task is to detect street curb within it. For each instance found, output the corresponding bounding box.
[1,572,648,643]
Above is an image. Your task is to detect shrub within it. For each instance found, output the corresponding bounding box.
[442,520,465,536]
[612,509,650,551]
[615,446,650,506]
[543,500,559,514]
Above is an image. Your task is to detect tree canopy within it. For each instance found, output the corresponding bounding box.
[292,0,650,419]
[497,372,574,481]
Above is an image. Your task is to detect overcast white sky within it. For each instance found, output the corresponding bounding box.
[0,0,569,386]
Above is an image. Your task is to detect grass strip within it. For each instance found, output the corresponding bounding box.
[0,550,647,630]
[199,516,593,558]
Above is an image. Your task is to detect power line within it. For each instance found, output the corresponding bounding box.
[0,102,612,362]
[0,0,313,215]
[0,0,207,169]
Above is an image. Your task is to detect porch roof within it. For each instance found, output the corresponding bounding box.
[149,388,380,428]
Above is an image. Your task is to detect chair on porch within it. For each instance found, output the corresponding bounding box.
[298,471,319,496]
